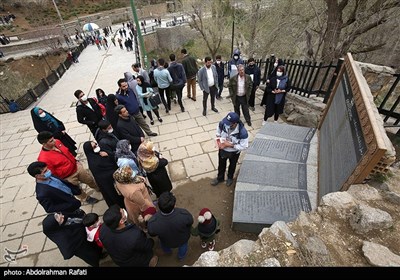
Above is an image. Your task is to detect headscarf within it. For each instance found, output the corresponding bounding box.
[105,94,119,131]
[136,75,152,93]
[137,140,159,173]
[113,165,135,184]
[33,107,60,128]
[115,139,137,161]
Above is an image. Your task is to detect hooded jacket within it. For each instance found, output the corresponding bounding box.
[228,49,244,78]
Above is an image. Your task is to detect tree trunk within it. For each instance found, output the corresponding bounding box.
[321,0,343,63]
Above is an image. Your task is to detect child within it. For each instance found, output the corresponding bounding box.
[82,213,103,248]
[191,208,220,251]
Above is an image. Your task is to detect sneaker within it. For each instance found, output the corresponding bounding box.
[274,120,278,123]
[262,120,267,126]
[208,240,216,251]
[226,178,234,187]
[211,107,218,113]
[202,110,206,116]
[249,106,255,112]
[150,120,154,125]
[181,107,185,112]
[85,196,99,205]
[201,241,207,249]
[148,255,158,267]
[211,178,223,186]
[158,118,163,123]
[148,132,158,137]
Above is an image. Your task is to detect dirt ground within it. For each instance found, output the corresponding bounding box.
[102,177,258,267]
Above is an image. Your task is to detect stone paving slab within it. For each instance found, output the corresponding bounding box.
[233,123,318,233]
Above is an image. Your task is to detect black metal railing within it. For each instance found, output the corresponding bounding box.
[230,56,341,103]
[377,73,400,134]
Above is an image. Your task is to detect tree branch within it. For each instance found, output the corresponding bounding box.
[350,42,386,54]
[338,0,349,11]
[342,0,360,28]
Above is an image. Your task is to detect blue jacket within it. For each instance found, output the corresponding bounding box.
[36,177,81,214]
[116,87,140,115]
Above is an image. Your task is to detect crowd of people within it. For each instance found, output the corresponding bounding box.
[21,23,291,265]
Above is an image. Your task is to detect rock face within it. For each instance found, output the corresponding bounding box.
[362,241,400,267]
[349,204,393,233]
[193,183,400,267]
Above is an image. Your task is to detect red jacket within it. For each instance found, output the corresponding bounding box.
[38,139,77,178]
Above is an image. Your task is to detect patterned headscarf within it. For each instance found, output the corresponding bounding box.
[137,140,159,173]
[113,166,135,184]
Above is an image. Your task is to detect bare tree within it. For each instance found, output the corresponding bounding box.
[235,0,269,58]
[186,0,231,59]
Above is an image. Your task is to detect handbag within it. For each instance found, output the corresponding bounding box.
[92,97,106,116]
[149,92,162,107]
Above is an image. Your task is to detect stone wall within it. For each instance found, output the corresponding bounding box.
[356,62,397,99]
[143,32,159,53]
[156,26,198,51]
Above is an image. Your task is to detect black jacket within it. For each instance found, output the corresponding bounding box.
[76,98,103,133]
[147,208,193,248]
[42,214,85,260]
[95,128,119,159]
[99,223,154,267]
[214,61,225,85]
[116,116,144,154]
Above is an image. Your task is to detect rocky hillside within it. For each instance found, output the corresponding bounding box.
[193,168,400,267]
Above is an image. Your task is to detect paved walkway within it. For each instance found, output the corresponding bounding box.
[0,25,268,266]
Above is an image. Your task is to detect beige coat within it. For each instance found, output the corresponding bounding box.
[115,181,153,225]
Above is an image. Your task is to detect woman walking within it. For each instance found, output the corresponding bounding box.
[136,75,163,125]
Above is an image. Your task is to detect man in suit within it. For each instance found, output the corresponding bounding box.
[27,161,83,214]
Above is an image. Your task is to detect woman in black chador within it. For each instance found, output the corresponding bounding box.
[31,107,77,156]
[83,141,124,208]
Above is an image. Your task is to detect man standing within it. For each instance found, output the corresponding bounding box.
[211,112,249,187]
[100,205,158,267]
[115,105,145,154]
[181,48,198,101]
[147,192,193,261]
[168,53,186,112]
[27,161,82,214]
[131,63,150,84]
[228,64,253,126]
[214,55,225,100]
[245,58,261,112]
[116,78,157,137]
[37,131,99,204]
[197,56,219,116]
[74,90,104,136]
